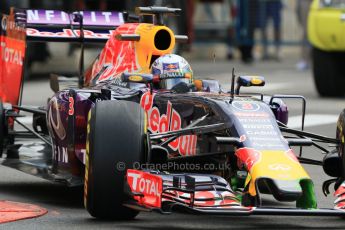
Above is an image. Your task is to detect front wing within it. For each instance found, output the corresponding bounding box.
[124,169,345,217]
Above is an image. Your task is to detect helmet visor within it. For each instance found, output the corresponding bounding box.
[159,78,190,90]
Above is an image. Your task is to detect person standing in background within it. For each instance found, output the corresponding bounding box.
[236,0,259,64]
[258,0,283,61]
[200,0,236,59]
[296,0,313,71]
[227,0,237,60]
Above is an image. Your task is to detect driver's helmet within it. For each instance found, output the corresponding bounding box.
[151,54,193,90]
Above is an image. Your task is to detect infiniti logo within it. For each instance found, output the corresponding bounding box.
[268,163,291,171]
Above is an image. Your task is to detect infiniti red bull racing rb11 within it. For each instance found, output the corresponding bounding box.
[1,6,345,220]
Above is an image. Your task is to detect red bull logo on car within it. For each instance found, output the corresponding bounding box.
[163,63,179,71]
[140,92,197,156]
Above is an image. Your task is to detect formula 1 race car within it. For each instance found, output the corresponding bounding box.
[1,6,345,220]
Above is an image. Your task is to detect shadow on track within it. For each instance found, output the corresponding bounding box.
[0,182,83,208]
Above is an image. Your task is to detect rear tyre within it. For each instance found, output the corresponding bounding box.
[312,47,345,97]
[84,100,146,219]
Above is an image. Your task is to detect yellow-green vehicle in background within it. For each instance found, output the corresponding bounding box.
[308,0,345,96]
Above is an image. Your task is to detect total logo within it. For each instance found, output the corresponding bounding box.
[126,169,162,207]
[0,41,24,66]
[140,92,197,156]
[127,172,161,197]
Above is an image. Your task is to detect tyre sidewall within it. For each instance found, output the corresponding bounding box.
[85,100,146,219]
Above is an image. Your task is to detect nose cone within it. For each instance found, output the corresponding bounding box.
[257,178,303,202]
[236,148,311,201]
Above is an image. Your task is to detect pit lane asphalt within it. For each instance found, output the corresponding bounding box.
[1,58,345,229]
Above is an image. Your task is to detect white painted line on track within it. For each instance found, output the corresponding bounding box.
[16,116,33,124]
[288,114,339,129]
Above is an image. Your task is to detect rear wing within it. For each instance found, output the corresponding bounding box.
[17,9,124,43]
[0,8,124,106]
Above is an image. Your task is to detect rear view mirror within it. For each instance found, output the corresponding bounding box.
[121,73,153,83]
[236,76,265,94]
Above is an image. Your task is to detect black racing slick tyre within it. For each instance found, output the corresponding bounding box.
[312,47,345,97]
[84,100,146,219]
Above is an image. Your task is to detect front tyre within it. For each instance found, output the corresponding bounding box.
[84,100,146,219]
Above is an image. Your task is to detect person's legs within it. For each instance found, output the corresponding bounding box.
[247,0,258,62]
[203,2,215,21]
[300,0,311,64]
[260,1,269,59]
[226,28,235,60]
[237,0,248,62]
[239,45,253,63]
[226,0,236,60]
[296,0,312,70]
[237,0,257,63]
[271,1,282,60]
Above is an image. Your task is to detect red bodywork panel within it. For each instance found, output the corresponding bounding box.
[84,22,175,86]
[0,10,26,105]
[84,23,141,85]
